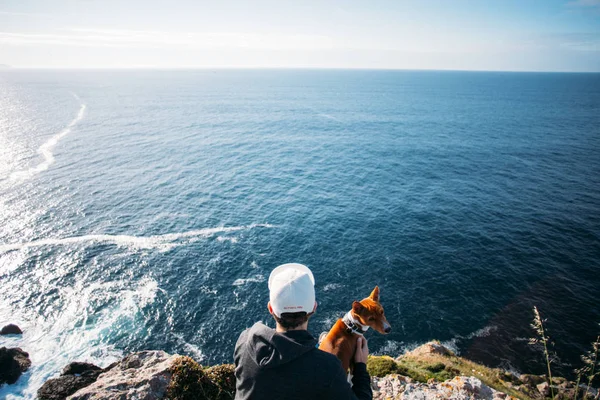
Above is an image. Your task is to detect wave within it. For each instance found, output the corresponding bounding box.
[441,325,499,355]
[217,236,239,243]
[322,283,344,291]
[232,274,265,286]
[10,93,86,181]
[318,113,343,123]
[0,276,159,399]
[0,223,275,253]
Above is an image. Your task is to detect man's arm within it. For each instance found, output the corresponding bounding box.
[323,337,373,400]
[350,337,372,399]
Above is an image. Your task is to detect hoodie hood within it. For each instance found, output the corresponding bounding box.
[240,322,317,369]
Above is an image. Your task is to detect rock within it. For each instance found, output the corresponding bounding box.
[38,375,99,400]
[68,351,178,400]
[38,362,104,400]
[62,362,103,376]
[0,347,31,386]
[399,376,516,400]
[537,381,550,397]
[579,385,599,399]
[372,374,411,400]
[500,371,518,383]
[0,324,23,335]
[404,341,454,358]
[551,376,567,386]
[520,374,546,387]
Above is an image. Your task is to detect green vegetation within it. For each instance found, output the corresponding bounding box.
[368,348,537,400]
[367,356,400,377]
[204,364,236,399]
[166,311,600,400]
[167,356,235,400]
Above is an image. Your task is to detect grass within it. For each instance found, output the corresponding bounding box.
[529,307,600,400]
[530,306,556,399]
[368,349,537,400]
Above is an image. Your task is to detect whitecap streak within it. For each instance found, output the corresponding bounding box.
[232,274,265,286]
[0,224,275,253]
[10,94,86,181]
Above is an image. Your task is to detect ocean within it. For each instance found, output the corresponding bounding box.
[1,69,599,398]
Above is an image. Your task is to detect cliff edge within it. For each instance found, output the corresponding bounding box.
[29,341,598,400]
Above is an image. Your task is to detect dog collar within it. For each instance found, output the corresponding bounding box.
[342,311,369,336]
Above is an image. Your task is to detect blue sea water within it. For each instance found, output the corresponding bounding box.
[0,69,599,398]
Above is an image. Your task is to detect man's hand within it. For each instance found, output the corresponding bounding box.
[354,336,369,364]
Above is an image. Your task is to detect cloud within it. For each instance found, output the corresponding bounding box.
[0,28,337,50]
[0,10,49,17]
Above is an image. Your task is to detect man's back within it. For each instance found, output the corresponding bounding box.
[234,322,372,400]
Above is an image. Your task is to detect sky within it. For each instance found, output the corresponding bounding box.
[0,0,599,71]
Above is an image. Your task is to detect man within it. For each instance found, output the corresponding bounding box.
[234,263,373,400]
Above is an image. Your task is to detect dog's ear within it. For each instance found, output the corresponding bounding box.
[369,286,380,302]
[352,301,364,313]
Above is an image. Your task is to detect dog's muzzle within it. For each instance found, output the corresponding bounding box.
[383,322,392,334]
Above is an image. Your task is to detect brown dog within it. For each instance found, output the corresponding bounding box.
[319,286,391,372]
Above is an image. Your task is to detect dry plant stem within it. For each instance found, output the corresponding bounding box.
[584,336,600,400]
[574,374,581,400]
[533,306,555,400]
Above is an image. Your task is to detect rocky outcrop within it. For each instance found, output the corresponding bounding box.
[372,374,413,399]
[0,347,31,386]
[372,373,515,399]
[401,376,515,400]
[0,324,23,335]
[68,351,178,400]
[37,362,105,400]
[37,341,598,400]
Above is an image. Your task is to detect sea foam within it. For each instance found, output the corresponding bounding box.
[10,93,86,182]
[0,224,275,253]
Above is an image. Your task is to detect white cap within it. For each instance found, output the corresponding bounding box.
[268,263,315,318]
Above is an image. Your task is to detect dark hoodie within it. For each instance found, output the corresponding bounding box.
[234,322,372,400]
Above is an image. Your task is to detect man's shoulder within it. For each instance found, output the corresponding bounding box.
[237,322,272,341]
[311,348,344,367]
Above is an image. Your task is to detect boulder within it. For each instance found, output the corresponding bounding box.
[0,324,23,335]
[38,375,100,400]
[68,351,178,400]
[38,362,104,400]
[62,362,103,376]
[0,347,31,386]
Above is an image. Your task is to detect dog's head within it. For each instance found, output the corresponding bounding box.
[351,286,391,334]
